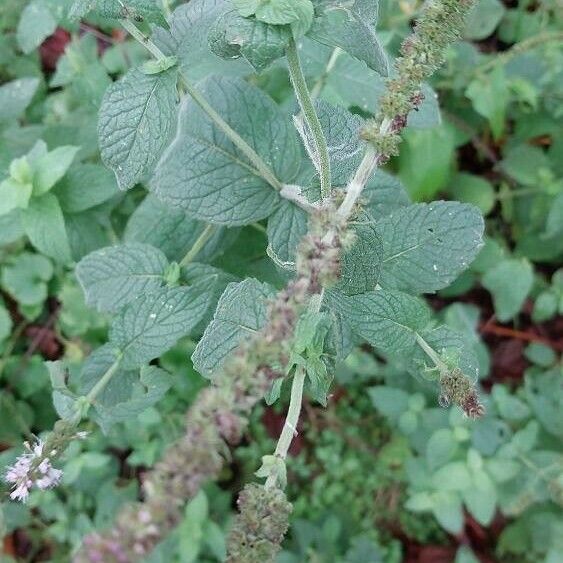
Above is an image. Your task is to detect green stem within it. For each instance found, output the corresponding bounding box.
[264,292,324,489]
[69,355,123,425]
[415,333,448,374]
[120,19,284,193]
[476,30,563,74]
[179,224,216,267]
[264,366,306,489]
[286,37,331,200]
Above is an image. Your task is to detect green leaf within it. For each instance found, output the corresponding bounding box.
[431,491,464,534]
[524,370,563,438]
[160,0,249,79]
[308,0,388,76]
[426,428,456,471]
[98,67,178,191]
[336,211,382,296]
[0,301,12,343]
[397,125,456,200]
[267,200,309,266]
[125,195,230,262]
[376,201,484,294]
[94,365,171,426]
[17,0,57,55]
[76,243,170,313]
[69,0,166,24]
[449,173,495,216]
[432,462,471,492]
[78,344,136,404]
[362,170,411,220]
[0,78,40,123]
[110,285,210,369]
[0,178,32,216]
[326,289,430,356]
[209,8,291,72]
[1,252,53,306]
[463,0,505,40]
[152,76,299,225]
[411,325,480,382]
[54,163,119,213]
[482,258,533,321]
[181,262,239,327]
[20,193,72,263]
[298,100,364,186]
[368,385,410,421]
[466,66,509,140]
[192,278,275,377]
[32,146,79,196]
[462,470,497,525]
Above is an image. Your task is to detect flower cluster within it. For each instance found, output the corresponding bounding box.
[4,440,63,502]
[361,0,477,158]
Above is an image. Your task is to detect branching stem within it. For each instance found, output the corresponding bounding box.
[286,37,332,200]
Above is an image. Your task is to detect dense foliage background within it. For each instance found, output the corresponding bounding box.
[0,0,562,561]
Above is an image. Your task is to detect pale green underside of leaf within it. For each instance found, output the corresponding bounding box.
[110,284,210,369]
[125,195,233,262]
[376,201,484,294]
[0,78,40,123]
[98,67,178,191]
[54,163,119,213]
[151,75,300,225]
[308,0,388,75]
[192,278,275,377]
[20,193,72,263]
[76,242,169,313]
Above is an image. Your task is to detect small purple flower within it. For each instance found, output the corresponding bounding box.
[4,439,63,502]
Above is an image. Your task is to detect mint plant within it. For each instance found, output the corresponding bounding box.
[0,0,508,560]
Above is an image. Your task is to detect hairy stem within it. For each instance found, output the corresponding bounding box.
[264,367,306,489]
[179,224,216,267]
[264,291,324,489]
[286,37,332,200]
[69,355,123,425]
[476,30,563,74]
[120,19,284,193]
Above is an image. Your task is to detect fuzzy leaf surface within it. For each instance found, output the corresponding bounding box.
[152,76,299,225]
[209,7,292,72]
[124,195,231,262]
[76,243,169,313]
[192,278,275,377]
[98,67,178,191]
[308,0,388,75]
[110,285,210,369]
[326,289,431,356]
[376,202,484,294]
